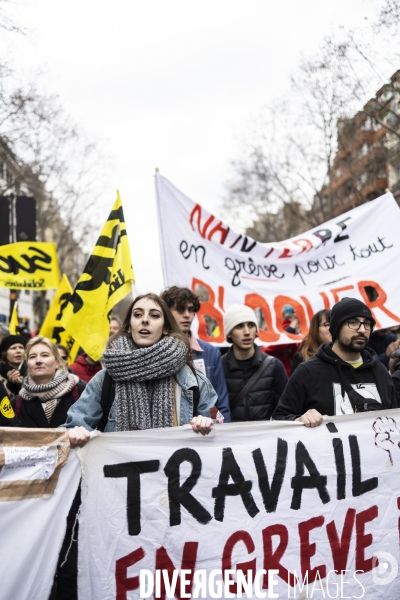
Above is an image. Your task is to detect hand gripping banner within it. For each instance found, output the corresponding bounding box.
[0,241,60,290]
[155,174,400,345]
[61,192,135,361]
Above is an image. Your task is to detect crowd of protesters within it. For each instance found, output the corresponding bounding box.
[1,288,400,431]
[1,288,400,599]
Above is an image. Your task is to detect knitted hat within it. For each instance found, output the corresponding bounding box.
[283,304,294,317]
[329,297,375,341]
[223,304,258,338]
[0,334,26,354]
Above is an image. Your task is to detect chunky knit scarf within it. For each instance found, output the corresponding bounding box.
[102,335,188,431]
[20,370,79,422]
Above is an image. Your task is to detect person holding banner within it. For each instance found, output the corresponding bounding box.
[64,293,217,447]
[273,297,397,425]
[0,334,27,399]
[10,335,86,600]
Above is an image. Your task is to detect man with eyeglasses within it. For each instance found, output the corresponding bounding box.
[273,297,397,426]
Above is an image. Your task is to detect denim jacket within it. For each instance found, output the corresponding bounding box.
[192,338,231,422]
[62,365,217,432]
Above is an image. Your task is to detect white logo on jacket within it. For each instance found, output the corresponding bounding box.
[332,382,382,415]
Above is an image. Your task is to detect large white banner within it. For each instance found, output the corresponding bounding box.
[78,411,400,599]
[0,428,81,600]
[155,174,400,344]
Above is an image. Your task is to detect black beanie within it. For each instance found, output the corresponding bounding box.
[0,334,26,354]
[329,297,375,341]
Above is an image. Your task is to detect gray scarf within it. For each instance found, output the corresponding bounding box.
[20,370,79,422]
[102,335,188,431]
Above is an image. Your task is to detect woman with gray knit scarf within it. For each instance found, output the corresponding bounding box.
[64,293,217,447]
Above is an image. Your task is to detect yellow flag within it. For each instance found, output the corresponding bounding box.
[39,274,80,364]
[212,325,220,338]
[61,192,134,361]
[9,302,18,334]
[0,242,60,290]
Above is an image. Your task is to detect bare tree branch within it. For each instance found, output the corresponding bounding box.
[225,11,400,243]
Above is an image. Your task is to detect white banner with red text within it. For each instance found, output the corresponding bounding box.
[155,174,400,345]
[77,411,400,599]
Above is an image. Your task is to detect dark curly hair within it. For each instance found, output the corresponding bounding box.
[160,286,201,313]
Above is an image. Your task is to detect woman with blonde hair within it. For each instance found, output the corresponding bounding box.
[12,336,85,428]
[12,335,86,600]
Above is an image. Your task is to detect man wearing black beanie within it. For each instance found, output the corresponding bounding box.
[273,297,397,425]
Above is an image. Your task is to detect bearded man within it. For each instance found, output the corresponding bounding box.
[273,297,397,426]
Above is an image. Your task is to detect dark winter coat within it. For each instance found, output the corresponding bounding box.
[222,345,288,422]
[13,380,86,428]
[391,362,400,408]
[273,343,397,421]
[289,352,303,376]
[367,331,396,367]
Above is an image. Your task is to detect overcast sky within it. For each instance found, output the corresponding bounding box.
[3,0,377,293]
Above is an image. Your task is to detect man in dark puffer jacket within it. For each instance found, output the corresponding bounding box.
[222,304,287,421]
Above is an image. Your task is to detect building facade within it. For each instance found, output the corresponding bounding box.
[319,69,400,217]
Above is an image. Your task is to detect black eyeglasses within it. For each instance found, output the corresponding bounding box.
[320,321,330,328]
[60,355,68,361]
[346,319,373,331]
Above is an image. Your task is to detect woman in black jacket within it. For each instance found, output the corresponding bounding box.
[0,334,27,398]
[290,309,331,376]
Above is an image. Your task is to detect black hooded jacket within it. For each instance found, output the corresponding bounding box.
[273,343,397,421]
[391,362,400,407]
